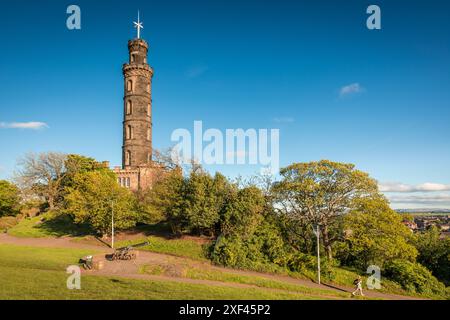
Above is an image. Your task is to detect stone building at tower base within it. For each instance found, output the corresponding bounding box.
[113,163,166,192]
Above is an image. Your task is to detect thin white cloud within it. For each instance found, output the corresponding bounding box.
[339,83,364,97]
[185,65,208,79]
[388,193,450,205]
[273,117,295,123]
[380,182,450,193]
[0,122,48,130]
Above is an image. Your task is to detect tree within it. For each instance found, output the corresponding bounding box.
[15,152,67,210]
[64,170,138,236]
[0,180,21,217]
[272,160,380,259]
[184,171,231,236]
[414,226,450,286]
[211,186,288,269]
[140,169,186,234]
[337,197,418,269]
[219,186,264,237]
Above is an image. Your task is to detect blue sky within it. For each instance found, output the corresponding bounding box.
[0,0,449,209]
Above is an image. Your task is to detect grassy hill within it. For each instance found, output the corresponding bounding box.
[1,213,445,300]
[0,244,352,300]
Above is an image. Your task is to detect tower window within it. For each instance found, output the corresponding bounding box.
[147,127,151,141]
[127,80,133,92]
[147,83,150,93]
[126,100,132,115]
[126,177,130,188]
[125,151,131,166]
[126,125,133,140]
[147,103,150,116]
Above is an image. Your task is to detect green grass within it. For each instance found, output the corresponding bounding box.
[7,212,94,238]
[0,244,98,271]
[0,244,331,300]
[6,218,445,299]
[116,236,209,261]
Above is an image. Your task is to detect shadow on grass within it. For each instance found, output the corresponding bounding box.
[35,214,96,238]
[322,283,350,294]
[130,222,215,242]
[127,222,180,240]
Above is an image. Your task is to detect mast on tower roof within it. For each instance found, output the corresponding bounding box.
[133,11,143,39]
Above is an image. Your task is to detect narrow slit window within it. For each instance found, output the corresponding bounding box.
[126,151,131,166]
[126,125,132,139]
[126,100,132,115]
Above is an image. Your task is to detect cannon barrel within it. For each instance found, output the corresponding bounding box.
[116,241,149,251]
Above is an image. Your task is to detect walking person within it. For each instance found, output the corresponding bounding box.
[352,276,364,297]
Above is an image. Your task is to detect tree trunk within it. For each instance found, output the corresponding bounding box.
[48,197,55,210]
[322,225,333,260]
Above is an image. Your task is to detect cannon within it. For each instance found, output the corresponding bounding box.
[79,255,93,269]
[110,241,149,261]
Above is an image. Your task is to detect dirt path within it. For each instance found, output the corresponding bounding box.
[0,233,111,251]
[0,233,422,300]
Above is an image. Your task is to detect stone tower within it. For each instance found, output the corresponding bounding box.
[113,15,166,192]
[122,38,153,169]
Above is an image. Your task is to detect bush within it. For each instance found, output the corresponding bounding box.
[210,221,291,273]
[384,259,447,297]
[0,216,19,231]
[414,226,450,286]
[0,180,21,217]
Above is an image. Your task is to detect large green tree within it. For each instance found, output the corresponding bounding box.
[184,171,231,236]
[64,170,138,236]
[140,169,186,234]
[0,180,21,217]
[272,160,380,259]
[336,197,418,269]
[211,186,288,269]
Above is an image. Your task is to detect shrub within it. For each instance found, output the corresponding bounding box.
[414,226,450,286]
[384,259,447,297]
[0,180,21,217]
[0,216,19,231]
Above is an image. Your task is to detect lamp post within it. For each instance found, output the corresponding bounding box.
[313,224,321,284]
[111,201,115,249]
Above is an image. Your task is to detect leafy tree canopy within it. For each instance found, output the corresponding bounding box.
[336,197,418,269]
[272,160,380,259]
[64,170,138,235]
[0,180,21,217]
